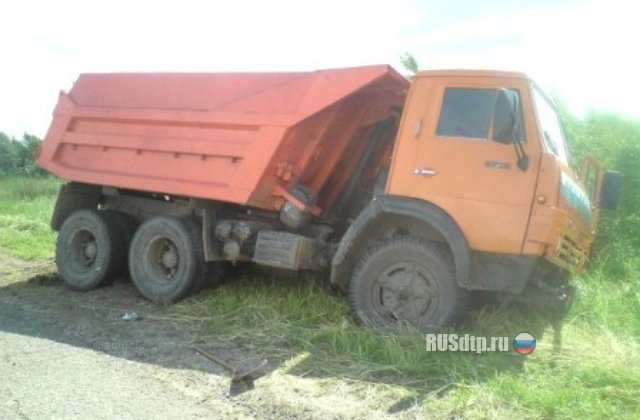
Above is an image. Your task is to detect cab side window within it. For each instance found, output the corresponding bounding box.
[437,88,497,140]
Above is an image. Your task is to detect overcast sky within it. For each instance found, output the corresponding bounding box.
[1,0,638,138]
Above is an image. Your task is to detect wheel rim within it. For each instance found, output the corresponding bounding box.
[68,228,98,271]
[144,235,181,285]
[372,261,439,328]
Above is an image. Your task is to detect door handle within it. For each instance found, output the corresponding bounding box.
[414,168,436,176]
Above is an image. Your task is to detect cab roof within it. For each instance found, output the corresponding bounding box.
[416,69,529,80]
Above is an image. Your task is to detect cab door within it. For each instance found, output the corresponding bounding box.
[387,75,541,254]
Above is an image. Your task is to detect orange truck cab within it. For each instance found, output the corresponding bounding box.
[37,65,620,331]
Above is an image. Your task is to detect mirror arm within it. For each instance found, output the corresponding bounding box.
[509,109,528,171]
[513,140,529,171]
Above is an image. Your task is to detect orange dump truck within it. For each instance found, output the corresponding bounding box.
[37,65,620,331]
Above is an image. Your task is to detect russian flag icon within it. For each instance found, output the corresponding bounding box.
[513,332,536,355]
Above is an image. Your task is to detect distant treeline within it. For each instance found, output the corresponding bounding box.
[0,132,46,176]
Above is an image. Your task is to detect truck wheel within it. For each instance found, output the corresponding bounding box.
[105,210,139,282]
[200,262,225,290]
[56,209,127,291]
[108,211,138,247]
[129,216,205,302]
[348,236,464,332]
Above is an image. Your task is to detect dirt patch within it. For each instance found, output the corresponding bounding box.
[0,252,52,284]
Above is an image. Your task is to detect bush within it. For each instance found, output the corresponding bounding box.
[0,132,47,177]
[558,108,640,277]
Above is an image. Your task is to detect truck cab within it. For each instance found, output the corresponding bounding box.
[336,70,620,330]
[388,71,595,273]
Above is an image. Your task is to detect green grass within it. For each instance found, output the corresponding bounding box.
[0,176,61,260]
[171,271,639,418]
[1,175,638,418]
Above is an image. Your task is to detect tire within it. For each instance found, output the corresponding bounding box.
[348,236,464,332]
[199,262,225,291]
[55,209,127,291]
[108,211,138,247]
[128,216,206,302]
[106,210,138,281]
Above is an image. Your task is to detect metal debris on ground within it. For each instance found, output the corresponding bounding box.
[122,312,140,321]
[192,345,267,382]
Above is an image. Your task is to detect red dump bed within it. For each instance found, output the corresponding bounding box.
[37,65,408,213]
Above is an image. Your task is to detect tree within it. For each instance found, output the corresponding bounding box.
[400,52,419,79]
[0,132,17,175]
[0,132,46,176]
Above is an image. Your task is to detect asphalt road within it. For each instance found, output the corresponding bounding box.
[0,331,224,419]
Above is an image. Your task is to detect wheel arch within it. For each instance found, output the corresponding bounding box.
[51,182,102,231]
[330,195,472,290]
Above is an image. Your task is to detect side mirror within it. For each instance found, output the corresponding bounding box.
[492,88,529,171]
[492,89,523,145]
[600,170,621,210]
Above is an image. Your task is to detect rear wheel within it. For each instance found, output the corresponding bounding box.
[107,210,138,281]
[348,236,464,332]
[129,216,206,302]
[200,262,225,291]
[109,211,138,247]
[55,209,127,291]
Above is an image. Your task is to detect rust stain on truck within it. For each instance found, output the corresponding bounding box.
[37,65,620,332]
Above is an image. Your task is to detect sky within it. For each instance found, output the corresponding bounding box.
[1,0,639,138]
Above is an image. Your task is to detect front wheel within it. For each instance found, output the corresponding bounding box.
[348,236,465,332]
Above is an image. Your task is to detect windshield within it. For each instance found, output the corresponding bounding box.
[532,87,569,165]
